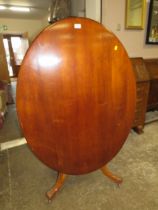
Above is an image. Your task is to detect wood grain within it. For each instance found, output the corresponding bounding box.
[16,17,136,175]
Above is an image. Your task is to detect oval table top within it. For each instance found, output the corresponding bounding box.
[16,17,136,175]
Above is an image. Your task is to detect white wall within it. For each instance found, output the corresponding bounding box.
[71,0,85,16]
[86,0,101,22]
[0,18,44,42]
[71,0,101,21]
[41,15,50,29]
[102,0,158,58]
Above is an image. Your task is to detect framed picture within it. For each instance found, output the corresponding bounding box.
[146,0,158,44]
[125,0,146,29]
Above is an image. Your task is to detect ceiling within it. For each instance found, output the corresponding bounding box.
[0,0,55,19]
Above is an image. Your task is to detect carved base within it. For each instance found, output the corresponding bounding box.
[133,125,144,134]
[100,165,123,185]
[46,173,67,201]
[46,165,123,201]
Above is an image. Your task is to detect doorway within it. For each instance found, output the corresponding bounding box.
[3,33,29,78]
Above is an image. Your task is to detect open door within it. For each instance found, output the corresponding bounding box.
[3,32,29,78]
[0,34,10,82]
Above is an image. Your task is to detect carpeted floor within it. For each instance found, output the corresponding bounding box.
[0,104,23,143]
[0,81,23,144]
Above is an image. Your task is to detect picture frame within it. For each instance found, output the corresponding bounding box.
[125,0,146,29]
[146,0,158,44]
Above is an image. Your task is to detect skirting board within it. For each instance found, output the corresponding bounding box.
[0,137,27,151]
[145,111,158,124]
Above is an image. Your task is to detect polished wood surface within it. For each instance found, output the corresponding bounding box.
[16,17,136,175]
[46,173,67,201]
[101,165,122,185]
[131,57,150,134]
[144,58,158,111]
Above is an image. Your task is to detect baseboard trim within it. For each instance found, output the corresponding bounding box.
[0,138,27,151]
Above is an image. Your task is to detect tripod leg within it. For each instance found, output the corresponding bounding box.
[101,165,123,185]
[46,172,67,201]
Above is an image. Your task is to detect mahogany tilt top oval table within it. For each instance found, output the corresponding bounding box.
[16,17,136,200]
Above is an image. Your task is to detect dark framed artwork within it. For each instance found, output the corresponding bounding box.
[146,0,158,44]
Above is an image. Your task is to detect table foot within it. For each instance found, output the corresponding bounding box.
[133,125,144,134]
[101,165,123,186]
[46,172,67,201]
